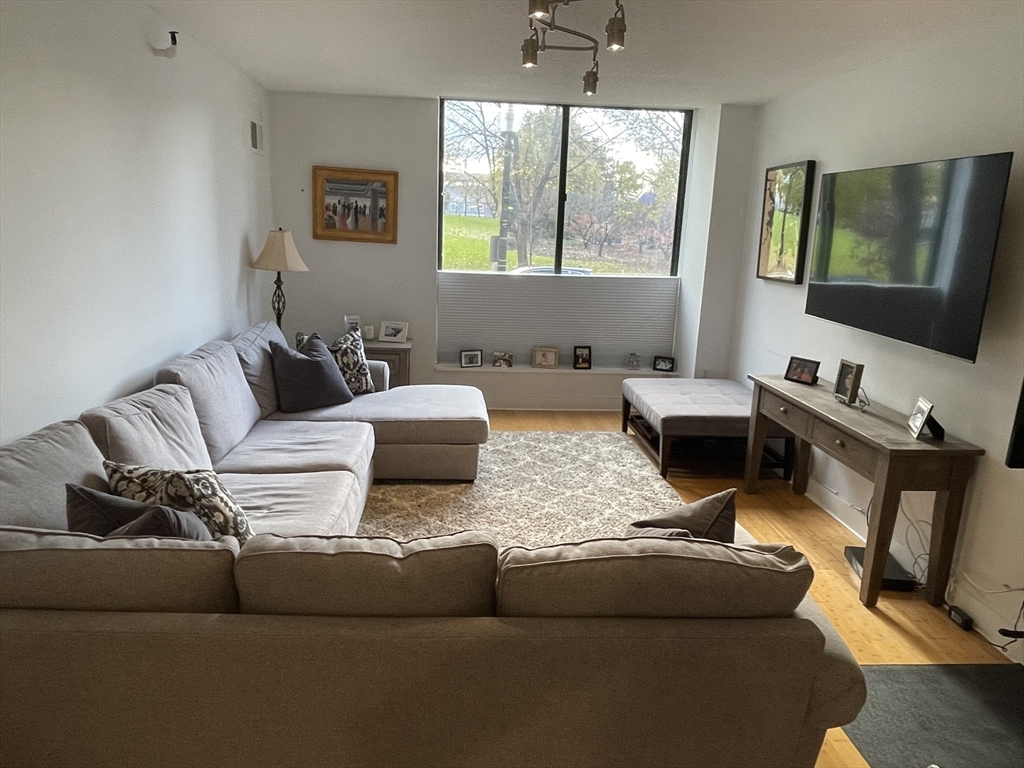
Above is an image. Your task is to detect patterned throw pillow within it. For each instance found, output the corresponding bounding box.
[103,461,253,543]
[296,330,375,395]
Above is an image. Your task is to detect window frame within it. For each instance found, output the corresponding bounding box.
[437,99,693,277]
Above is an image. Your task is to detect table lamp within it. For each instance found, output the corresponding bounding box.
[252,228,308,328]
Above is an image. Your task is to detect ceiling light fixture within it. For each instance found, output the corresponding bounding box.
[519,0,627,96]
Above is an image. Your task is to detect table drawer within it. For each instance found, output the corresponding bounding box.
[760,391,811,437]
[812,421,876,476]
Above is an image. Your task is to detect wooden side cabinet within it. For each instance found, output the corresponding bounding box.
[363,340,411,387]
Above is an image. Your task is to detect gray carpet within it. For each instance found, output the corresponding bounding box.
[358,431,684,546]
[844,664,1024,768]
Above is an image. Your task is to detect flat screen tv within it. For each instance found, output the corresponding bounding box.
[805,152,1013,362]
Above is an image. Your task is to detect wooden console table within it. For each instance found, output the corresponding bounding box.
[363,340,411,387]
[743,374,983,608]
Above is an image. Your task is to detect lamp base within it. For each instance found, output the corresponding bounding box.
[272,271,285,328]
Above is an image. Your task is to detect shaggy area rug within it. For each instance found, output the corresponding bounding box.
[357,431,684,547]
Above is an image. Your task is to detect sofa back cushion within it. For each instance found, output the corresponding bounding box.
[231,321,288,417]
[497,537,813,618]
[80,384,213,470]
[235,531,499,616]
[0,421,109,531]
[0,526,239,612]
[155,341,262,464]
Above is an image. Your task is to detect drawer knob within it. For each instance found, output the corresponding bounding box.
[835,439,845,448]
[779,406,787,414]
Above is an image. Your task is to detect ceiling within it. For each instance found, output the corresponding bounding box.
[147,0,1017,107]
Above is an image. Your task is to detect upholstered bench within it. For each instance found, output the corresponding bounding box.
[622,378,791,477]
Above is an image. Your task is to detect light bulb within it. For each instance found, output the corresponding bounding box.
[528,0,550,20]
[521,37,539,68]
[583,68,599,96]
[606,15,626,51]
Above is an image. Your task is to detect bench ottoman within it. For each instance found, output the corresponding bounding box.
[622,378,791,478]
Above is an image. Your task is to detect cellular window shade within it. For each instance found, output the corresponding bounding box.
[436,273,679,367]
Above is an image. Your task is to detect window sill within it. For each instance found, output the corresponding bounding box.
[433,363,677,376]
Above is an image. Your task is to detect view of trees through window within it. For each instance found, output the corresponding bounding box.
[440,100,689,276]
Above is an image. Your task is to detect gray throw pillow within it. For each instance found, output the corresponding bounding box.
[103,461,253,543]
[627,488,737,543]
[622,527,694,539]
[270,333,354,412]
[67,483,156,536]
[106,506,213,541]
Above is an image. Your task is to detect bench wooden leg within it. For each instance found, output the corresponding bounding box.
[621,396,631,433]
[659,433,673,478]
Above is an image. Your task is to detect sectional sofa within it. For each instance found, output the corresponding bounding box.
[0,322,866,768]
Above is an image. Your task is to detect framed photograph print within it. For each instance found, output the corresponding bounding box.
[460,349,483,368]
[832,359,864,405]
[907,396,934,438]
[492,352,514,368]
[573,346,592,370]
[531,347,559,369]
[653,356,675,372]
[784,356,820,385]
[378,321,408,343]
[756,160,816,284]
[313,166,397,244]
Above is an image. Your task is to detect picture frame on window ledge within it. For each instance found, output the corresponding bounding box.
[573,346,592,370]
[653,356,675,373]
[460,349,483,368]
[492,352,514,368]
[378,321,408,343]
[532,347,559,369]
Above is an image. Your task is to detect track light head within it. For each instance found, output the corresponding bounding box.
[521,36,539,67]
[606,14,626,51]
[528,0,550,20]
[583,65,599,96]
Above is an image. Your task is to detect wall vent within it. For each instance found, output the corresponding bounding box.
[249,120,264,152]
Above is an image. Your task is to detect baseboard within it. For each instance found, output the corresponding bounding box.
[484,396,621,411]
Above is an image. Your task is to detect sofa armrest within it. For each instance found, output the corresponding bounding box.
[367,360,390,392]
[793,595,867,728]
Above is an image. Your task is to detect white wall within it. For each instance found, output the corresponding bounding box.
[0,0,272,443]
[730,9,1024,660]
[267,93,439,382]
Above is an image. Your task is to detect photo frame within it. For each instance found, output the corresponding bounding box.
[653,356,675,372]
[460,349,483,368]
[757,160,816,284]
[573,345,592,370]
[907,396,934,439]
[344,315,360,335]
[313,166,397,244]
[378,321,408,343]
[784,356,820,386]
[532,347,559,369]
[832,359,864,405]
[492,352,514,368]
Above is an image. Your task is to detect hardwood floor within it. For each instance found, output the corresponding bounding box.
[488,410,1008,768]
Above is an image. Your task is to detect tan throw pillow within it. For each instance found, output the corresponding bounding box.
[497,537,813,618]
[628,488,736,543]
[103,461,253,544]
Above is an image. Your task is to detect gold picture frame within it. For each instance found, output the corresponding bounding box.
[531,347,559,369]
[313,166,397,244]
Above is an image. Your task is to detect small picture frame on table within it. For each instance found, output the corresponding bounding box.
[344,315,360,335]
[653,356,675,372]
[460,349,483,368]
[784,356,820,385]
[532,347,559,369]
[573,346,592,370]
[832,359,864,405]
[379,321,408,343]
[907,397,940,439]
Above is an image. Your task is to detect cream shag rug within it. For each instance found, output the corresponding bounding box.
[357,431,684,547]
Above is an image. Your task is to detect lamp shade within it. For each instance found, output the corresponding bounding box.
[253,229,308,273]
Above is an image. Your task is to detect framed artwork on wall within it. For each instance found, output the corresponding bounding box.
[313,166,398,244]
[756,160,815,284]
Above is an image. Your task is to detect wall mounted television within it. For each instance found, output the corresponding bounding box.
[805,152,1013,362]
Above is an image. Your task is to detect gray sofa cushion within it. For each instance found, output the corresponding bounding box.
[266,384,490,445]
[79,384,213,470]
[0,526,238,612]
[219,471,364,536]
[155,341,262,465]
[622,378,755,437]
[231,321,288,418]
[235,531,499,616]
[214,420,374,482]
[0,421,108,530]
[497,537,814,618]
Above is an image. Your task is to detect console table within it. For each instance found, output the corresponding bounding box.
[743,374,983,608]
[363,340,411,387]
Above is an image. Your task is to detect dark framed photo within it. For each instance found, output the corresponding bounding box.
[460,349,482,368]
[907,396,934,438]
[757,160,816,284]
[313,165,397,244]
[573,346,592,370]
[653,356,675,373]
[833,359,864,404]
[784,356,820,385]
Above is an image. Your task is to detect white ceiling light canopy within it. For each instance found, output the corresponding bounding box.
[519,0,627,96]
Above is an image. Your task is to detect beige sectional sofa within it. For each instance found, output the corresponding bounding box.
[0,323,866,767]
